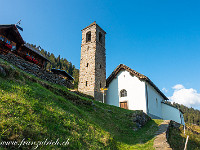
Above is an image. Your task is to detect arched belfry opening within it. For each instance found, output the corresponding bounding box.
[99,32,102,43]
[86,31,91,42]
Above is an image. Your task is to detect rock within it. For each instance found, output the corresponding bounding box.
[107,110,113,113]
[9,64,16,70]
[133,128,138,131]
[17,65,25,70]
[136,122,141,128]
[132,117,137,122]
[131,111,151,131]
[0,66,6,77]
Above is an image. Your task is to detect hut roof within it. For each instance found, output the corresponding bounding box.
[23,43,50,62]
[51,68,74,80]
[0,24,25,44]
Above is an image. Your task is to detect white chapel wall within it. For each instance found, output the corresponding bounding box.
[106,76,119,107]
[106,70,147,112]
[162,103,185,125]
[146,83,164,119]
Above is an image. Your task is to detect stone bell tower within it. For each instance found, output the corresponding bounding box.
[78,21,106,101]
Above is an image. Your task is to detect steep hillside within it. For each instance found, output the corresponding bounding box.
[0,58,162,150]
[168,121,200,150]
[28,43,200,125]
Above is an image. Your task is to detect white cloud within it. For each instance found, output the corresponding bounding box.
[172,84,185,90]
[162,88,168,93]
[169,84,200,109]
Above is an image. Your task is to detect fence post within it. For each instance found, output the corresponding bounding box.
[184,135,189,150]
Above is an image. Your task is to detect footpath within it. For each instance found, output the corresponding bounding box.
[154,120,172,150]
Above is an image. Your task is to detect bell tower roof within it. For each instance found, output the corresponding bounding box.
[81,21,106,34]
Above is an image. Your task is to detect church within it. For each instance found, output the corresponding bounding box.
[78,22,185,125]
[106,64,185,125]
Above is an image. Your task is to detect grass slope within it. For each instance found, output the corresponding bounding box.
[168,123,200,150]
[0,59,162,150]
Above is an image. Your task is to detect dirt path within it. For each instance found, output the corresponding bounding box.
[154,120,172,150]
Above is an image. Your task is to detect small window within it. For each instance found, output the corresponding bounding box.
[86,63,89,67]
[11,46,16,51]
[86,81,88,86]
[99,64,101,68]
[99,32,102,43]
[156,98,158,107]
[100,82,101,88]
[120,89,127,97]
[86,31,91,42]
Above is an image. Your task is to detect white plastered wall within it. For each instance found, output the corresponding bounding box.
[106,70,146,112]
[162,103,185,125]
[146,83,164,119]
[106,69,185,124]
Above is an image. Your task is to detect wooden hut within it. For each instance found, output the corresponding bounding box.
[0,24,50,69]
[18,43,50,68]
[0,24,25,54]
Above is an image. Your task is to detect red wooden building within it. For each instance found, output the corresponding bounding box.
[0,24,24,54]
[18,43,50,68]
[0,24,50,68]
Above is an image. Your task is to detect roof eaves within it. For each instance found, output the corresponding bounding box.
[146,79,169,100]
[51,68,74,80]
[23,44,50,62]
[13,25,25,44]
[0,24,25,44]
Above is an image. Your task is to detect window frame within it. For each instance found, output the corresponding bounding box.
[86,31,91,43]
[120,89,127,97]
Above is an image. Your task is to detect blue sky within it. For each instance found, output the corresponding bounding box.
[1,0,200,109]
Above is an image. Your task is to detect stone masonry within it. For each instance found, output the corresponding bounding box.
[78,22,106,101]
[0,53,73,88]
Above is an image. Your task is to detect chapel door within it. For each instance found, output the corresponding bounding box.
[120,102,128,109]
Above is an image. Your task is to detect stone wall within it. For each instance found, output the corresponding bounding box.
[0,53,73,88]
[94,28,106,101]
[131,110,151,130]
[78,24,96,96]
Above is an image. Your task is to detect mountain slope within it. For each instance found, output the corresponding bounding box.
[0,58,162,150]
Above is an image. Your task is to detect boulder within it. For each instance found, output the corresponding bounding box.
[0,65,6,77]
